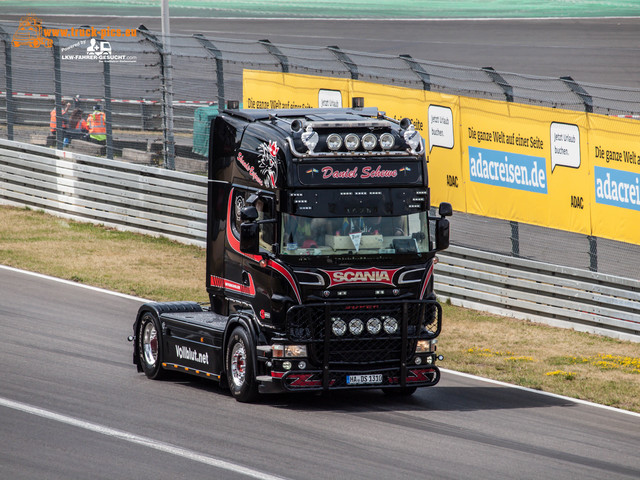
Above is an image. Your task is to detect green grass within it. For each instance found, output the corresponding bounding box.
[1,204,639,412]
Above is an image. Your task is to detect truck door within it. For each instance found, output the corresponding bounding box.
[225,187,276,321]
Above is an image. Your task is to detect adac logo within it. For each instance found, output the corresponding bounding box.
[12,16,52,49]
[320,267,401,288]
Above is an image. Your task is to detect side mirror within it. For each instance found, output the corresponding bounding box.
[438,202,453,217]
[240,205,259,222]
[240,222,260,254]
[435,218,450,251]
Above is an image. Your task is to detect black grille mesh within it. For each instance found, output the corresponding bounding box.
[286,300,441,367]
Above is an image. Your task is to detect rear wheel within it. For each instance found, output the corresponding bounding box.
[226,327,258,403]
[138,312,166,380]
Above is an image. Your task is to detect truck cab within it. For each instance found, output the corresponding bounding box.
[132,102,451,402]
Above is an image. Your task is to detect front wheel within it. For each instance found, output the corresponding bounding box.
[138,312,166,380]
[226,327,258,403]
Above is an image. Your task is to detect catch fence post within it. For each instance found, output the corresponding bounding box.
[137,26,175,170]
[561,76,593,113]
[0,26,14,140]
[588,236,598,272]
[482,66,513,103]
[193,34,225,109]
[328,45,358,80]
[400,54,431,91]
[483,66,520,257]
[103,60,114,159]
[510,221,520,258]
[52,36,64,150]
[259,39,289,73]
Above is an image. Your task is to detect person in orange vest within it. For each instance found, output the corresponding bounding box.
[49,101,71,135]
[86,104,107,144]
[68,108,88,132]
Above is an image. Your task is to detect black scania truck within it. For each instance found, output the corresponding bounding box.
[131,100,452,402]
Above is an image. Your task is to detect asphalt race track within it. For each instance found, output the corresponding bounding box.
[2,10,640,480]
[1,266,639,479]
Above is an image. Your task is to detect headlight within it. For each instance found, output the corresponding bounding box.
[332,317,347,336]
[272,344,308,358]
[326,133,342,151]
[344,133,360,151]
[349,318,364,336]
[367,317,382,335]
[383,316,398,334]
[361,133,377,150]
[416,339,431,353]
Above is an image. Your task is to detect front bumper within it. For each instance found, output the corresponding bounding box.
[259,299,442,392]
[273,365,440,391]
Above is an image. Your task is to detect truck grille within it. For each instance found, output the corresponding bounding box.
[285,300,441,368]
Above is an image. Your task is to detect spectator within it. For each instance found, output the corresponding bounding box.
[49,102,71,135]
[86,104,106,144]
[68,108,88,132]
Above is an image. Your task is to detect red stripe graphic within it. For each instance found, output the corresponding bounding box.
[420,263,434,299]
[225,189,301,304]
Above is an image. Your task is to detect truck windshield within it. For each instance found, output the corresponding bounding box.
[280,212,430,257]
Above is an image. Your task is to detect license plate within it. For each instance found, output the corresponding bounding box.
[346,374,383,385]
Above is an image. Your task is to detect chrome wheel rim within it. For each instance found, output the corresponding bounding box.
[230,341,246,387]
[142,321,159,367]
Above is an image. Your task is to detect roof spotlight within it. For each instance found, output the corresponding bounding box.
[344,133,360,151]
[327,133,343,151]
[379,133,395,150]
[362,133,377,151]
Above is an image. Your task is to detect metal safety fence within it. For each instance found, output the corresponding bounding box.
[0,20,639,288]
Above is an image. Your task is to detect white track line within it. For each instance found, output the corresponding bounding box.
[0,264,150,303]
[0,396,289,480]
[442,369,640,418]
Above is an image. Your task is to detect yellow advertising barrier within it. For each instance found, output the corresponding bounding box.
[243,70,349,110]
[243,69,640,245]
[461,97,591,234]
[588,115,640,245]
